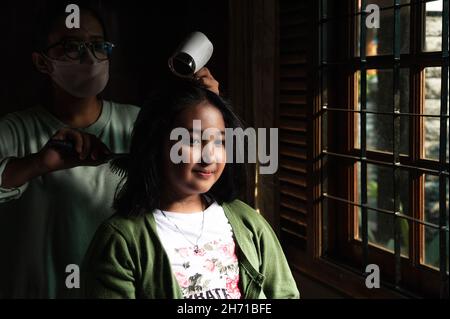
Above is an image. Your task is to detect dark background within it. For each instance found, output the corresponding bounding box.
[0,0,229,115]
[0,0,357,298]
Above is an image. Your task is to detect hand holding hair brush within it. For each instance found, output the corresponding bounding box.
[47,139,129,178]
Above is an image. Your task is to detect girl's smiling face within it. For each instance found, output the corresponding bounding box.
[163,101,227,197]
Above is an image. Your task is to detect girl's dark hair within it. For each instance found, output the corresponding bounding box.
[114,79,247,217]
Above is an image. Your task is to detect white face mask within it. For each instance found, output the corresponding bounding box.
[45,57,109,98]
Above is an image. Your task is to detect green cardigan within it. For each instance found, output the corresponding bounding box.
[82,199,300,299]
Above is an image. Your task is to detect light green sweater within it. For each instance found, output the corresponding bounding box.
[82,199,300,299]
[0,101,139,298]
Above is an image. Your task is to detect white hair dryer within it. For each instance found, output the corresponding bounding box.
[168,31,214,78]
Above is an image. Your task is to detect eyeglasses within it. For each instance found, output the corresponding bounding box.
[46,40,115,61]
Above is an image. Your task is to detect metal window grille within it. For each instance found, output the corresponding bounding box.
[319,0,449,297]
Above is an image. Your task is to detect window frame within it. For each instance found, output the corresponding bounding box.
[320,0,449,297]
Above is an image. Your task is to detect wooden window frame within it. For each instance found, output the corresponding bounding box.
[319,0,448,298]
[280,0,407,299]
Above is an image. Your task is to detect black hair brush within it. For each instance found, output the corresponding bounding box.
[47,139,129,178]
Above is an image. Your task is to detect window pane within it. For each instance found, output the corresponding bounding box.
[370,209,409,256]
[366,164,410,213]
[424,175,441,224]
[424,117,440,160]
[354,113,361,149]
[423,67,441,160]
[423,225,449,270]
[424,67,442,116]
[423,175,449,269]
[355,162,410,254]
[357,69,410,113]
[423,67,449,162]
[423,0,443,52]
[356,208,409,256]
[363,69,392,111]
[355,69,410,154]
[355,4,410,56]
[367,114,393,152]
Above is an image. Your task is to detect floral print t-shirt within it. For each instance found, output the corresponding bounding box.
[153,201,241,299]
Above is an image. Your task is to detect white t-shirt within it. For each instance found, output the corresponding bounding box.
[0,101,139,298]
[153,201,242,299]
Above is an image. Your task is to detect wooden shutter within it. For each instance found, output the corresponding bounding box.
[278,0,311,251]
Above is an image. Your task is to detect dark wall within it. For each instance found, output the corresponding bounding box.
[0,0,228,116]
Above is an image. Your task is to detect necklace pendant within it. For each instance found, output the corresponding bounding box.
[194,245,199,253]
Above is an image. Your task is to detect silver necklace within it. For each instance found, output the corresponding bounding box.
[161,206,205,254]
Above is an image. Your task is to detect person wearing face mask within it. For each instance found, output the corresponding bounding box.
[0,3,220,298]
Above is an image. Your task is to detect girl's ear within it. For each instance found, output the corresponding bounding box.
[32,52,52,74]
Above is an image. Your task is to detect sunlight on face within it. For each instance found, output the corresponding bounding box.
[163,101,227,196]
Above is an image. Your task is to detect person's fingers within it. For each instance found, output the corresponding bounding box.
[52,128,66,140]
[58,129,84,155]
[52,127,74,141]
[80,133,92,160]
[195,67,212,79]
[91,139,110,161]
[51,129,112,163]
[90,146,99,161]
[194,67,220,94]
[198,77,220,94]
[99,142,112,157]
